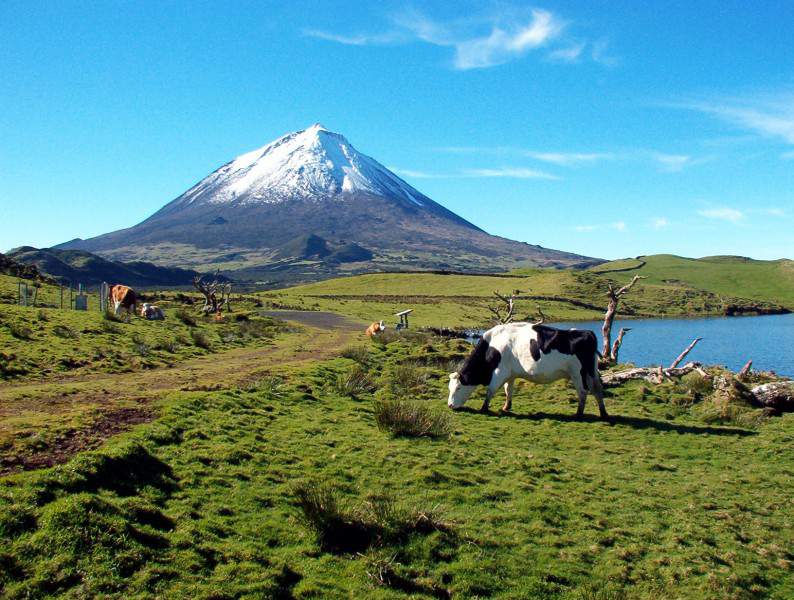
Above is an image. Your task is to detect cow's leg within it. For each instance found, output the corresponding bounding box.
[570,371,588,419]
[590,375,609,420]
[501,379,514,413]
[482,369,509,412]
[113,300,121,316]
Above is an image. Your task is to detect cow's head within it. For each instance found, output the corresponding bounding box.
[447,372,476,409]
[378,320,385,331]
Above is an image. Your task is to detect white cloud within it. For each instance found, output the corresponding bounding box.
[451,9,564,69]
[548,42,585,62]
[389,167,447,179]
[463,167,560,180]
[390,166,560,180]
[653,153,693,172]
[524,150,612,165]
[677,92,794,145]
[306,7,611,70]
[652,217,669,229]
[574,221,627,232]
[698,207,744,222]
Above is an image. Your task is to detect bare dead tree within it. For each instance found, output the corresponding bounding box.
[601,275,645,365]
[192,274,233,315]
[610,327,632,363]
[670,337,703,368]
[534,305,546,325]
[487,290,523,324]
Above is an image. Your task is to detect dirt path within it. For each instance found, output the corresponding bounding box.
[0,311,365,476]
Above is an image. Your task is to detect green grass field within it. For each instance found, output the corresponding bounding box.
[1,256,793,598]
[261,254,793,329]
[1,335,792,599]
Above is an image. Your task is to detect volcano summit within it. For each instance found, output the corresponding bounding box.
[60,124,598,283]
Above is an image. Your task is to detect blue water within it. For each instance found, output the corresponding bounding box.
[549,313,794,377]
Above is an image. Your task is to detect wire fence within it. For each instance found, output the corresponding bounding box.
[16,280,107,311]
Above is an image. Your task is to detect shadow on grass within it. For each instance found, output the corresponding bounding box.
[454,407,756,436]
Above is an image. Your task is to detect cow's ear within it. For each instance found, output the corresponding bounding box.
[449,372,459,380]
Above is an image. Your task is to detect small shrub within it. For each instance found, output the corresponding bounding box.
[36,309,49,322]
[385,362,428,398]
[682,371,713,399]
[131,333,151,356]
[8,323,33,340]
[154,338,179,353]
[237,319,274,339]
[373,398,452,438]
[52,324,77,339]
[176,309,197,327]
[334,364,376,398]
[190,329,212,350]
[340,345,370,364]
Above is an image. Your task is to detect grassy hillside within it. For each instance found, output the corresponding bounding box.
[263,256,792,329]
[1,334,792,599]
[590,255,794,308]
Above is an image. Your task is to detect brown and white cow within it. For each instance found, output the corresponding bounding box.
[140,303,165,320]
[365,320,386,337]
[109,284,137,317]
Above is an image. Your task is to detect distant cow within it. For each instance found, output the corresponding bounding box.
[108,284,137,317]
[366,320,386,337]
[448,322,609,419]
[140,303,165,320]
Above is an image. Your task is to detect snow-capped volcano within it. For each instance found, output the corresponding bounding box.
[171,123,426,209]
[58,124,599,282]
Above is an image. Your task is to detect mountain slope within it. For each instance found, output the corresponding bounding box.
[7,247,213,287]
[58,124,600,282]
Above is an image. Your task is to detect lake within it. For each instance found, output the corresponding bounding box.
[549,313,794,377]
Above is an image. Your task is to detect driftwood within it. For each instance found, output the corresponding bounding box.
[602,361,703,386]
[610,327,631,363]
[738,360,753,379]
[751,381,794,412]
[601,275,645,365]
[192,274,232,315]
[670,337,702,368]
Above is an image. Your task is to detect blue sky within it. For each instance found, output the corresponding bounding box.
[1,0,792,260]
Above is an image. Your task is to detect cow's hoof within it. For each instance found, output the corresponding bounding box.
[500,406,512,415]
[574,412,584,420]
[479,406,490,414]
[601,414,615,424]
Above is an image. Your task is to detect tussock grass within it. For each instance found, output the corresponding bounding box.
[8,323,32,340]
[103,310,126,324]
[334,364,376,397]
[293,481,453,554]
[52,324,77,339]
[339,345,370,364]
[190,329,212,350]
[384,361,429,398]
[175,308,197,327]
[373,397,452,438]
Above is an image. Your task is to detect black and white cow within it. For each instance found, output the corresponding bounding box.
[447,322,609,419]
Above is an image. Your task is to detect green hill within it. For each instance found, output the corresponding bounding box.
[590,255,794,308]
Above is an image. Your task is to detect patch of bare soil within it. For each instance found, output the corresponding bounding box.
[0,404,156,476]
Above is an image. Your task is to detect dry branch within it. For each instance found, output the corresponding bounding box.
[610,327,631,363]
[487,290,523,324]
[601,275,645,364]
[192,274,233,315]
[738,360,753,379]
[670,337,702,369]
[602,361,703,386]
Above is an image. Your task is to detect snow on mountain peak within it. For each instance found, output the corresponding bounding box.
[175,124,426,208]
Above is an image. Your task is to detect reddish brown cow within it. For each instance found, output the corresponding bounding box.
[109,284,137,317]
[365,320,385,337]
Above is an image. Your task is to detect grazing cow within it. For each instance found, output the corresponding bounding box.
[448,322,609,419]
[109,284,137,317]
[140,303,165,320]
[366,320,386,337]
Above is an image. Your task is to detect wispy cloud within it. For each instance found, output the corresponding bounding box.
[674,92,794,145]
[391,166,559,180]
[389,167,447,179]
[781,150,794,160]
[652,217,669,229]
[462,167,559,179]
[653,153,693,172]
[574,221,627,232]
[306,7,611,70]
[590,38,619,66]
[698,207,744,222]
[523,150,612,165]
[547,42,585,63]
